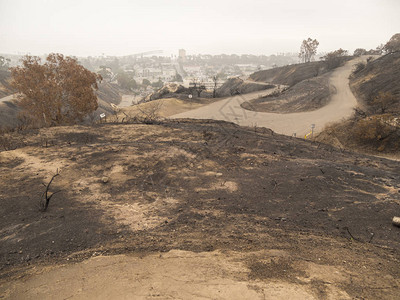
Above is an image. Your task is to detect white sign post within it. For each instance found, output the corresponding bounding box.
[311,124,315,138]
[100,113,106,123]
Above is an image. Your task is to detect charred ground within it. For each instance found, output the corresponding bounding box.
[241,73,331,113]
[1,120,400,298]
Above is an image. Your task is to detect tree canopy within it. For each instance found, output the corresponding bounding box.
[299,38,319,63]
[11,53,101,126]
[384,33,400,54]
[97,66,113,82]
[151,79,164,88]
[142,79,151,86]
[353,48,367,57]
[116,70,137,90]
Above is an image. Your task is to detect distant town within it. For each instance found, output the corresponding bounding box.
[1,50,312,101]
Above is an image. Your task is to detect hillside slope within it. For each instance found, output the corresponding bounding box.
[1,120,400,298]
[249,61,326,86]
[242,72,331,113]
[0,70,14,98]
[250,56,352,87]
[0,97,19,129]
[350,52,400,112]
[216,77,274,96]
[243,57,355,114]
[95,81,122,115]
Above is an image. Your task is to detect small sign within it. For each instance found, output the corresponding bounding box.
[311,124,315,129]
[100,113,106,118]
[188,94,193,99]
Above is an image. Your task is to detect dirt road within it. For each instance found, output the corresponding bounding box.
[172,58,364,137]
[0,94,15,104]
[119,94,142,107]
[1,250,349,299]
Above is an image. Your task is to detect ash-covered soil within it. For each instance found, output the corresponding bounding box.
[350,52,400,111]
[1,120,400,299]
[241,74,331,113]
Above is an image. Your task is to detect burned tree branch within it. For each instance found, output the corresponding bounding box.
[39,170,61,212]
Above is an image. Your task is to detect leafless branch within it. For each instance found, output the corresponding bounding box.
[39,169,61,212]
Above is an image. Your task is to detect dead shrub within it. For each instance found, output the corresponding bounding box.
[136,100,163,124]
[0,133,13,151]
[119,101,164,124]
[353,115,397,151]
[370,91,397,114]
[353,62,365,74]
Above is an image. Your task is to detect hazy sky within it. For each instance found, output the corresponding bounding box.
[0,0,399,57]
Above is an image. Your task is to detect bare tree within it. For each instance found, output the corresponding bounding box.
[136,100,163,123]
[189,78,206,97]
[299,38,319,63]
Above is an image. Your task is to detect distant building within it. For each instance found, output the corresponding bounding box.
[178,49,186,62]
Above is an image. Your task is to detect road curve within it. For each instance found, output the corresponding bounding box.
[0,94,16,104]
[171,57,365,137]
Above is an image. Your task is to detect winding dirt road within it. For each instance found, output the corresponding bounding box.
[172,57,365,137]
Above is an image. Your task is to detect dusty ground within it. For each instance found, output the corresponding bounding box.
[1,120,400,299]
[115,97,222,121]
[119,94,141,107]
[0,250,355,299]
[0,70,14,99]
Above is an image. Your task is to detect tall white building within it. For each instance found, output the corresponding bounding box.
[178,49,186,62]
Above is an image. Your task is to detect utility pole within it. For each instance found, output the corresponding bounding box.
[212,75,218,98]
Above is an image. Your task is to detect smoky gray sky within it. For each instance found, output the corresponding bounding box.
[0,0,399,57]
